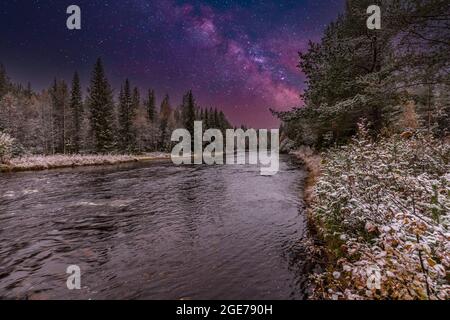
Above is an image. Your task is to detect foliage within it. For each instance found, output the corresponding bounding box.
[159,94,174,151]
[283,1,450,299]
[0,59,231,157]
[0,63,9,99]
[145,89,156,122]
[69,72,83,153]
[182,90,197,136]
[310,124,449,300]
[87,58,116,153]
[118,79,138,153]
[50,79,69,154]
[0,131,14,163]
[277,0,450,148]
[0,58,234,157]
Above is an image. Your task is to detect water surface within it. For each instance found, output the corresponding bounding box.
[0,155,308,299]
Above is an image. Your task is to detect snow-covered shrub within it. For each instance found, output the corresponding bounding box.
[0,132,14,163]
[310,124,449,300]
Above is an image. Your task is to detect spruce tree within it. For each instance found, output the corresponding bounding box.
[159,94,172,150]
[213,109,219,129]
[208,107,215,128]
[70,72,83,153]
[204,108,209,129]
[183,90,196,136]
[132,87,140,110]
[218,111,229,133]
[51,79,69,154]
[132,87,140,148]
[0,63,8,99]
[87,58,115,153]
[118,79,137,153]
[195,108,200,121]
[145,89,156,122]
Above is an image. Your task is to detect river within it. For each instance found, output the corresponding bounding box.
[0,154,309,299]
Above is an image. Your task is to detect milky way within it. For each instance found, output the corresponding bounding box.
[0,0,344,128]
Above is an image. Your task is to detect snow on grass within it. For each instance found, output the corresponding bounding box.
[1,152,170,172]
[301,124,449,300]
[0,132,14,163]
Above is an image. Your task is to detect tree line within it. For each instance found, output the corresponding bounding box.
[0,58,233,156]
[275,0,449,148]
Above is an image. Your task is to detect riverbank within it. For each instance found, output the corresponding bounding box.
[291,146,321,208]
[0,152,171,173]
[0,153,306,299]
[293,130,449,300]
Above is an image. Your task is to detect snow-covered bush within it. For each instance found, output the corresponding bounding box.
[0,132,14,163]
[310,124,449,300]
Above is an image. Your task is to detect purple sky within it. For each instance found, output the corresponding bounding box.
[0,0,345,128]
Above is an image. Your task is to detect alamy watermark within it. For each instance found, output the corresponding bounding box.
[367,5,381,30]
[66,265,81,290]
[66,5,81,30]
[366,266,382,290]
[171,122,280,176]
[65,4,380,31]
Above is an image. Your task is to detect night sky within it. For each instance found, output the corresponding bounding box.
[0,0,345,128]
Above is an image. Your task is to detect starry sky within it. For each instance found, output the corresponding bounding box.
[0,0,345,128]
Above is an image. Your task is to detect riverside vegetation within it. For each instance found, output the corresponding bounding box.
[1,0,449,300]
[277,0,449,300]
[0,59,234,170]
[298,125,449,300]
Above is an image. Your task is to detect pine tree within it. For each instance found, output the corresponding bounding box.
[118,79,137,152]
[132,87,140,110]
[145,89,156,122]
[183,90,196,136]
[213,108,219,129]
[203,108,209,129]
[0,63,9,98]
[173,108,181,125]
[87,58,115,153]
[218,111,230,133]
[159,94,172,150]
[195,107,200,121]
[51,79,69,154]
[208,107,215,128]
[69,72,83,153]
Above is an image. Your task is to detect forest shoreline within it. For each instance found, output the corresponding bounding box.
[0,152,171,173]
[290,148,328,299]
[290,131,449,300]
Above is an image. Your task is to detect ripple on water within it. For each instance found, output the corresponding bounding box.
[0,155,308,299]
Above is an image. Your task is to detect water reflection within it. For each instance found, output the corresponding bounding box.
[0,155,308,299]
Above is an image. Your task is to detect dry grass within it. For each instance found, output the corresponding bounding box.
[0,152,170,173]
[291,146,321,207]
[295,129,449,300]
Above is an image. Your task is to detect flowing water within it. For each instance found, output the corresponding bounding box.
[0,154,309,299]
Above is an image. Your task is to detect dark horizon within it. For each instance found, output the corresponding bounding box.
[0,0,345,128]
